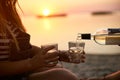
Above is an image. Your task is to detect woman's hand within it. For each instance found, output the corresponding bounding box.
[104,71,120,80]
[80,70,120,80]
[58,50,85,64]
[29,45,59,71]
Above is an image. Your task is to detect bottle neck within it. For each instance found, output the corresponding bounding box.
[77,33,91,40]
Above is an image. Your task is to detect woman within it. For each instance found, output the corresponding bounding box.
[0,0,85,80]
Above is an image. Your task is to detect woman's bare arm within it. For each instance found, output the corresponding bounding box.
[0,45,59,76]
[0,45,40,76]
[0,59,32,76]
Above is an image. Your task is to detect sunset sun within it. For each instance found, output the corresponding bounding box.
[42,9,50,16]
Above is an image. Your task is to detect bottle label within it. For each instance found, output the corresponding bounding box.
[106,36,120,45]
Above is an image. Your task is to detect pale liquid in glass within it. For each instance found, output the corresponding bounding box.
[69,47,83,62]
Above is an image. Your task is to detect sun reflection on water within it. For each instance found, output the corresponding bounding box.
[43,18,51,30]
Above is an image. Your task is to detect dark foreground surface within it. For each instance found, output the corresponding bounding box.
[62,54,120,79]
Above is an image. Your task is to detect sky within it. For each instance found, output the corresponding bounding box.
[18,0,120,16]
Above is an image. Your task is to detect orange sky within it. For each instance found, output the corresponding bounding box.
[18,0,120,15]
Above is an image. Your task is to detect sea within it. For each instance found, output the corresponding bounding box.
[20,11,120,79]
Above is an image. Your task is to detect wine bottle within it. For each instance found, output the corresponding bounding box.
[77,28,120,45]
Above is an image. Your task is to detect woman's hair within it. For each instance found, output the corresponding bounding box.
[0,0,26,32]
[0,0,26,51]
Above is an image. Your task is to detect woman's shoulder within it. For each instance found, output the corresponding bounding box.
[17,31,30,38]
